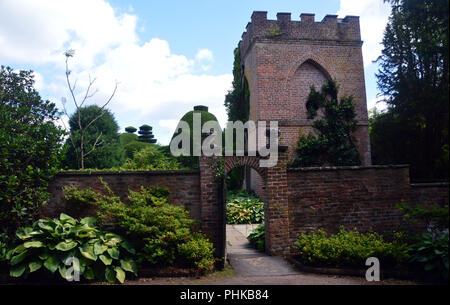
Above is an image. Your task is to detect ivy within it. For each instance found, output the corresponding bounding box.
[290,80,361,167]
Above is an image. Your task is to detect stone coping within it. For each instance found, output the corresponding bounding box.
[55,169,200,176]
[287,164,410,172]
[410,182,449,188]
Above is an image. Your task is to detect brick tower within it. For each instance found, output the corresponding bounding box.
[239,11,371,166]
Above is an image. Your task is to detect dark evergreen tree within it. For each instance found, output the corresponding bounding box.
[372,0,449,180]
[63,105,124,169]
[138,124,157,144]
[125,126,137,133]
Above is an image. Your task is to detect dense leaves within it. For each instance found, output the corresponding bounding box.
[290,81,361,167]
[121,144,181,170]
[372,0,449,181]
[62,105,124,169]
[0,66,65,233]
[247,224,265,251]
[5,213,136,283]
[295,227,409,268]
[63,182,215,272]
[226,190,264,224]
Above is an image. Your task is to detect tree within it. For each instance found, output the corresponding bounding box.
[373,0,449,180]
[62,105,124,169]
[125,126,137,133]
[0,66,65,233]
[290,81,361,167]
[61,49,119,169]
[138,124,157,144]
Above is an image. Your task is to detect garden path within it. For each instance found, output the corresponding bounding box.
[225,224,299,276]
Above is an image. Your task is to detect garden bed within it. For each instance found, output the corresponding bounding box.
[287,255,415,281]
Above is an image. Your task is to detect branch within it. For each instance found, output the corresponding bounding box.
[84,131,104,157]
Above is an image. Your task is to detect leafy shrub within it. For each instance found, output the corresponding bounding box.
[121,144,181,170]
[63,182,215,272]
[295,227,409,268]
[226,190,264,224]
[247,224,265,251]
[4,213,136,283]
[408,232,449,282]
[1,66,65,233]
[396,201,449,233]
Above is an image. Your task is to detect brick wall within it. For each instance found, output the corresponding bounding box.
[287,165,449,253]
[44,170,201,220]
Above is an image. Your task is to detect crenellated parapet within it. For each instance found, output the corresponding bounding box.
[239,11,362,59]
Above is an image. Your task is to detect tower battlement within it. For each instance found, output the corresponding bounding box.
[239,11,361,58]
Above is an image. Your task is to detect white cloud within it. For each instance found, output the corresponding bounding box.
[0,0,232,145]
[337,0,391,67]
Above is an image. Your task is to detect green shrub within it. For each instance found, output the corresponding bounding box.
[247,224,265,251]
[408,232,448,282]
[226,191,264,224]
[122,144,181,170]
[295,227,409,268]
[63,182,215,272]
[4,213,137,283]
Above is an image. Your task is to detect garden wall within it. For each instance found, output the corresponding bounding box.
[43,170,201,221]
[287,165,449,253]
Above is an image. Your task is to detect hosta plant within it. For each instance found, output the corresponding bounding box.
[5,213,137,283]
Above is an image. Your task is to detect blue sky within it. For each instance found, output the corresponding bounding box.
[0,0,391,145]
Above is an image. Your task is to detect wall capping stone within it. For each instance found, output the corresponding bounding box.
[287,164,410,172]
[54,169,200,176]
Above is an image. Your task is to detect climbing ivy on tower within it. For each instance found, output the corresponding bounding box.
[290,80,361,167]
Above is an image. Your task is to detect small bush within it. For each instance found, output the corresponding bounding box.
[295,227,409,268]
[226,190,264,224]
[4,213,137,283]
[408,232,448,282]
[63,182,215,272]
[247,224,265,251]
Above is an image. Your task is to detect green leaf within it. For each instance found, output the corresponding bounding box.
[107,247,119,260]
[105,267,116,283]
[24,241,44,248]
[55,240,77,251]
[94,243,108,255]
[59,213,75,223]
[10,265,26,277]
[120,259,137,276]
[99,254,112,265]
[115,267,126,284]
[80,217,96,227]
[84,267,95,280]
[11,250,28,266]
[79,245,97,261]
[58,265,70,280]
[44,256,60,273]
[120,240,135,254]
[29,261,42,273]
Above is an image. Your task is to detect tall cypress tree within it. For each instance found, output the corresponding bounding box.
[373,0,449,180]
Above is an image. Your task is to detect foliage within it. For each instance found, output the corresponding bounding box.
[63,182,215,272]
[211,157,225,182]
[138,124,157,144]
[124,126,137,133]
[373,0,449,181]
[267,24,283,37]
[4,213,136,283]
[0,66,65,234]
[408,232,448,282]
[119,132,138,148]
[0,233,10,262]
[123,140,150,160]
[290,81,361,167]
[62,105,124,169]
[224,48,250,122]
[121,144,181,170]
[226,190,264,224]
[247,224,265,251]
[295,227,409,268]
[171,109,221,169]
[396,201,449,232]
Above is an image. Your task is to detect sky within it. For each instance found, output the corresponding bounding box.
[0,0,391,145]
